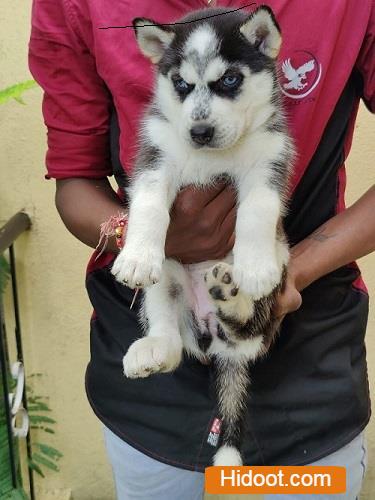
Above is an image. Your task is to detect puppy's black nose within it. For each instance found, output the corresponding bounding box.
[190,125,214,145]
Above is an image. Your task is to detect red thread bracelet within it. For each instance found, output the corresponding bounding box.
[95,212,128,260]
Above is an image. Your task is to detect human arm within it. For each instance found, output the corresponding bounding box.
[55,178,124,253]
[276,0,375,317]
[55,177,236,260]
[275,186,375,317]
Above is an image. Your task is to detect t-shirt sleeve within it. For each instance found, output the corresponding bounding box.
[356,0,375,113]
[29,0,112,179]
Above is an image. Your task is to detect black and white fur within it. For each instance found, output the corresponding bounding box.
[112,6,293,466]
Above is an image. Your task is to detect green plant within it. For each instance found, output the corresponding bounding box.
[27,375,63,478]
[0,81,37,105]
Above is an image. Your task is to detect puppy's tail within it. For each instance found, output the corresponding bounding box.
[212,356,250,466]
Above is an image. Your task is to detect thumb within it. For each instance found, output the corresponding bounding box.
[274,283,302,318]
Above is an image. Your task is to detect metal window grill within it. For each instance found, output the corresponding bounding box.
[0,212,34,500]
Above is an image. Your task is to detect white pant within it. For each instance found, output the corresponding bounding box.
[103,427,367,500]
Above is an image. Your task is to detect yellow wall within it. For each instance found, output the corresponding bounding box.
[0,3,374,499]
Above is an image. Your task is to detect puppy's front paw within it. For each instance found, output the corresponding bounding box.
[111,247,163,289]
[123,337,182,378]
[233,255,282,299]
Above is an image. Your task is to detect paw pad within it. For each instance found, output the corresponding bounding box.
[222,272,232,284]
[206,264,239,302]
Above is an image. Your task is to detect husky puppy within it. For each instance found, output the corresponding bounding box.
[112,5,293,466]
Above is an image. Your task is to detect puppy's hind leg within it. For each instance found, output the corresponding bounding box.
[123,261,184,379]
[205,262,261,465]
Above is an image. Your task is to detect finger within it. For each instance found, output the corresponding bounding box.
[227,232,235,251]
[219,206,237,239]
[274,289,302,318]
[211,208,236,259]
[205,184,237,225]
[174,182,228,214]
[215,231,235,259]
[274,302,290,318]
[273,302,286,318]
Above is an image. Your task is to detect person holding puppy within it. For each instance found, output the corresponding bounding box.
[29,0,374,498]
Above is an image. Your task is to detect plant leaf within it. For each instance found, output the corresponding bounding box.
[28,402,51,412]
[33,453,59,472]
[43,428,55,434]
[27,457,45,478]
[29,415,56,424]
[34,442,63,460]
[30,425,56,434]
[0,80,38,105]
[28,396,44,404]
[13,96,25,105]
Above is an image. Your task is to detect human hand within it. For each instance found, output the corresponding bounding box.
[273,266,302,319]
[165,182,236,264]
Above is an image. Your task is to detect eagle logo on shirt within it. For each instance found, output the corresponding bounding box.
[280,51,322,100]
[282,59,315,91]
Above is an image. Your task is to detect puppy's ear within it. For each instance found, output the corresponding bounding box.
[133,18,175,64]
[240,6,281,59]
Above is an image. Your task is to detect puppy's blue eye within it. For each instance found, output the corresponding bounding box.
[175,78,189,90]
[172,75,193,94]
[222,75,241,87]
[171,75,194,99]
[210,72,243,96]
